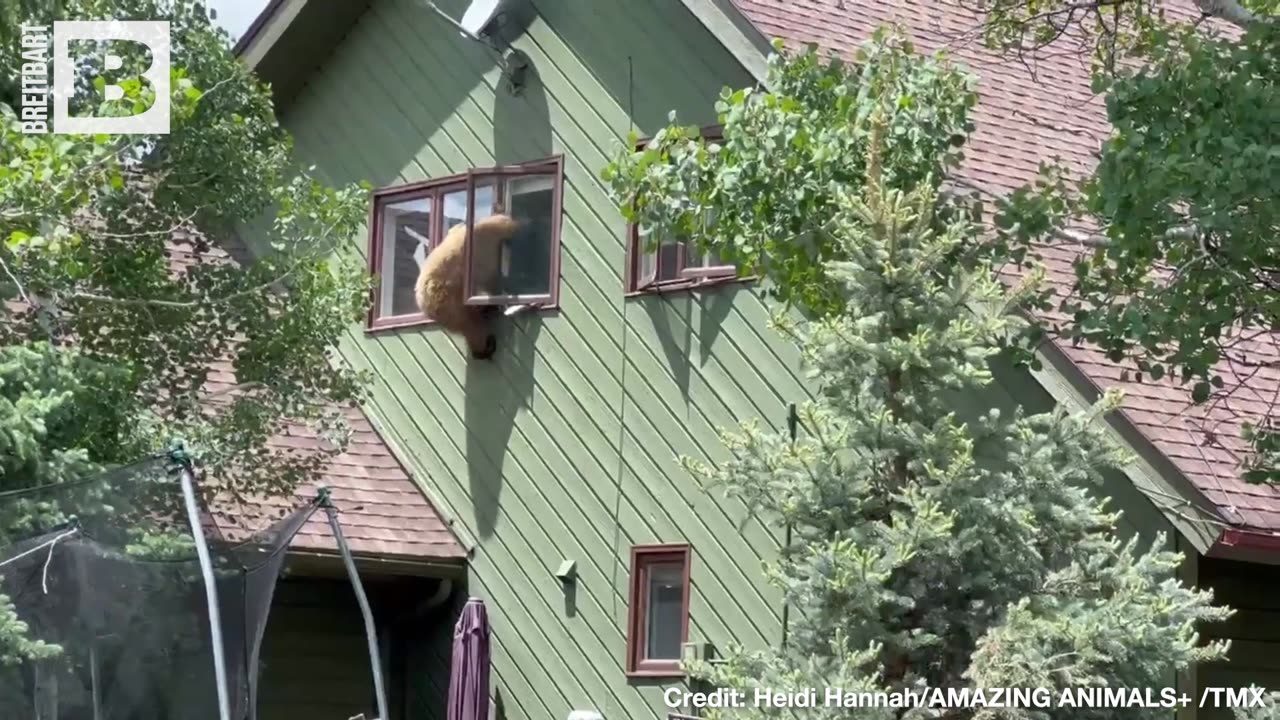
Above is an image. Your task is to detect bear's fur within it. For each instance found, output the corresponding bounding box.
[415,213,517,360]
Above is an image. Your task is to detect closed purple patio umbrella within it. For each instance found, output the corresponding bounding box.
[448,597,492,720]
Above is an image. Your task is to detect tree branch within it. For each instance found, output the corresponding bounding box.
[65,253,311,309]
[1193,0,1266,27]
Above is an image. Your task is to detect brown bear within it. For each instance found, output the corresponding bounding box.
[415,213,517,360]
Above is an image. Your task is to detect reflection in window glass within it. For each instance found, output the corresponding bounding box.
[460,182,500,296]
[638,230,686,287]
[379,197,432,317]
[444,184,493,234]
[645,562,684,660]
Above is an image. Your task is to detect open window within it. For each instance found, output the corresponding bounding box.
[366,156,563,330]
[370,191,435,326]
[463,156,564,307]
[626,126,743,294]
[626,544,692,677]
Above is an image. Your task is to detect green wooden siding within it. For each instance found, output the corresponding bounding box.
[278,1,796,717]
[258,580,377,720]
[1199,557,1280,720]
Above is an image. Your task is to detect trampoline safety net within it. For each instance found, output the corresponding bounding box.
[0,456,319,720]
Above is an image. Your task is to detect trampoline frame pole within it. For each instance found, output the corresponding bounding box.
[179,464,232,720]
[322,496,389,720]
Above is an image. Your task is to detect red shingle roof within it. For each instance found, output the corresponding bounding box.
[201,380,469,564]
[170,240,467,563]
[731,0,1280,532]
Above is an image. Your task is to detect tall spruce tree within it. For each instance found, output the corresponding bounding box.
[604,31,1237,719]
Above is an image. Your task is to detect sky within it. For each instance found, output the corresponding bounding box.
[208,0,271,42]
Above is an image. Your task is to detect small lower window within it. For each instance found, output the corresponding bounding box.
[627,544,691,676]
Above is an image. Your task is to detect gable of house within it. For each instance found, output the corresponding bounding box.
[243,0,813,717]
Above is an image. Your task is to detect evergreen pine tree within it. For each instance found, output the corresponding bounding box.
[606,31,1236,720]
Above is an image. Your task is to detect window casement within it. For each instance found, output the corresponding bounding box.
[366,156,564,331]
[626,543,692,677]
[463,156,564,307]
[625,125,743,295]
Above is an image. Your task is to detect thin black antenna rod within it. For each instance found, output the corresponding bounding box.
[418,0,482,41]
[781,402,797,649]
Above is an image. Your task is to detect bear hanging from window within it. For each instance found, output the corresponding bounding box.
[414,214,517,360]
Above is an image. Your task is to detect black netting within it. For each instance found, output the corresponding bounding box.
[0,455,317,720]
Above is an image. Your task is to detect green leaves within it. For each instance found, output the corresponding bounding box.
[1192,381,1213,404]
[981,5,1278,484]
[603,29,978,318]
[0,0,371,669]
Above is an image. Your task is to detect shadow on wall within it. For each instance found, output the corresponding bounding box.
[464,48,553,539]
[531,0,729,132]
[296,0,504,192]
[465,313,543,538]
[633,284,741,403]
[493,48,552,165]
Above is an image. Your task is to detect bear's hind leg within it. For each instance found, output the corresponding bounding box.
[474,333,498,360]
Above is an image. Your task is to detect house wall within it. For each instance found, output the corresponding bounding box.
[277,1,796,718]
[1198,556,1280,719]
[270,2,1206,719]
[258,574,456,720]
[258,579,377,720]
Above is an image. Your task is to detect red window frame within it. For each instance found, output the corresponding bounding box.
[366,175,466,331]
[625,125,742,295]
[462,155,565,307]
[365,156,564,332]
[626,543,692,677]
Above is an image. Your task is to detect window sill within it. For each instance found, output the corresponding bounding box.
[365,314,436,334]
[625,666,685,679]
[363,303,559,335]
[625,274,757,298]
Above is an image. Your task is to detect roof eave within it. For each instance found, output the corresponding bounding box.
[231,0,297,67]
[1028,337,1227,555]
[284,547,469,579]
[677,0,774,86]
[231,0,370,112]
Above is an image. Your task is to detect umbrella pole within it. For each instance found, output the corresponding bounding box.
[321,490,389,720]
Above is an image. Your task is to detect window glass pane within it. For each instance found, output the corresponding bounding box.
[498,174,555,297]
[658,241,685,280]
[462,181,509,298]
[637,230,684,287]
[644,561,684,660]
[379,196,432,317]
[689,247,726,269]
[444,184,493,234]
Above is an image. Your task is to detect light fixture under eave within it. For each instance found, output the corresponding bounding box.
[460,0,503,37]
[421,0,506,42]
[420,0,530,93]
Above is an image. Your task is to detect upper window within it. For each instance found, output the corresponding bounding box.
[366,156,564,330]
[626,126,741,294]
[464,158,563,306]
[626,544,691,677]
